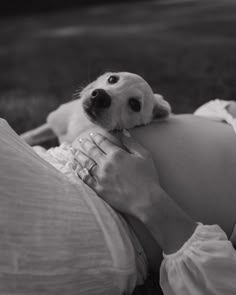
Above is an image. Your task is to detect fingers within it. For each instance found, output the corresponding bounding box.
[76,166,97,188]
[75,133,127,193]
[77,137,105,165]
[75,151,98,189]
[77,131,147,160]
[75,149,98,175]
[121,129,149,157]
[90,132,121,155]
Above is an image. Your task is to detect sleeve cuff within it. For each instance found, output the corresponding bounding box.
[163,223,228,260]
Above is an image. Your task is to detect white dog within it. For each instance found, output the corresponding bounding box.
[21,72,171,146]
[21,72,171,183]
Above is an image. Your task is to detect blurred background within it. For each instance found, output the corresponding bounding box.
[0,0,235,293]
[0,0,236,137]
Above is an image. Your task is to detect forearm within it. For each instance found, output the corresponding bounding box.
[136,188,197,254]
[129,189,236,294]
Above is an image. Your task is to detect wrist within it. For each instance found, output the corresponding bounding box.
[137,188,197,254]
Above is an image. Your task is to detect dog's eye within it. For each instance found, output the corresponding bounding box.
[128,98,141,112]
[108,75,119,84]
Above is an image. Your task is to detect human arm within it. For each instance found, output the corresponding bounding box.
[74,130,197,255]
[73,115,236,237]
[75,128,236,294]
[160,223,236,295]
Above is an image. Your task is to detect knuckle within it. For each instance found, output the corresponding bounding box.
[75,150,86,161]
[102,164,112,175]
[84,158,92,166]
[95,168,106,181]
[110,149,124,161]
[94,133,106,145]
[89,145,99,156]
[97,163,110,177]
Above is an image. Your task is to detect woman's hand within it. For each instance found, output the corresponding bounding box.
[74,130,197,254]
[74,130,161,218]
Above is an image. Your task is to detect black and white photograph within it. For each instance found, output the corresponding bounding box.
[0,0,236,294]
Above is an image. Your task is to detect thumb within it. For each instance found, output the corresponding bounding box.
[121,129,148,157]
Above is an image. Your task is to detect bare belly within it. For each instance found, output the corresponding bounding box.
[73,114,236,271]
[132,115,236,236]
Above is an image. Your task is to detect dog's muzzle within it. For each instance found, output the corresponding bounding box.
[90,89,111,109]
[83,88,112,121]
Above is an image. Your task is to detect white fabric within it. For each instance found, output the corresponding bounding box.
[230,224,236,248]
[160,223,236,295]
[34,99,236,294]
[0,119,148,294]
[33,140,149,289]
[33,143,149,287]
[194,99,236,134]
[33,143,80,184]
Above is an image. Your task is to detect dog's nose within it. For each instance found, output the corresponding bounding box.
[91,89,111,108]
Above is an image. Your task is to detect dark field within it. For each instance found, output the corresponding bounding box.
[0,1,236,294]
[1,0,236,135]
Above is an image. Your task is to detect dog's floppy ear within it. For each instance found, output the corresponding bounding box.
[152,94,171,119]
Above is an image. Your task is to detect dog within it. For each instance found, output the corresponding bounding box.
[21,72,171,146]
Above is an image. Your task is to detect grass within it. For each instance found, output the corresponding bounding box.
[1,1,235,293]
[1,0,236,135]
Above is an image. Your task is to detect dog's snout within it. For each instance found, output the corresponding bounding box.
[91,89,111,108]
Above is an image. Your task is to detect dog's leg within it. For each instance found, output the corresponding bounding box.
[20,123,56,146]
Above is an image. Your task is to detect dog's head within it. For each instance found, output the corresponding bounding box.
[77,72,171,130]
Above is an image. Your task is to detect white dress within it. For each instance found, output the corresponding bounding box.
[160,223,236,295]
[33,99,236,294]
[0,119,148,295]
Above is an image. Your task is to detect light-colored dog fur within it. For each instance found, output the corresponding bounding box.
[21,72,171,145]
[20,72,172,279]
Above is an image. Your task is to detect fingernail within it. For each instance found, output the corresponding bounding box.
[69,146,76,154]
[89,132,94,137]
[123,129,131,137]
[79,138,85,143]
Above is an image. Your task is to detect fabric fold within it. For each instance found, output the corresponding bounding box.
[160,224,236,295]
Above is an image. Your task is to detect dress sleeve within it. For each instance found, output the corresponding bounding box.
[160,223,236,295]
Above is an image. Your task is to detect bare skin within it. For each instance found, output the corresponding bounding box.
[132,115,236,235]
[73,114,236,271]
